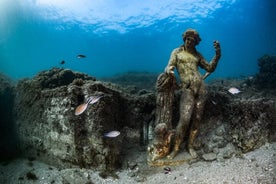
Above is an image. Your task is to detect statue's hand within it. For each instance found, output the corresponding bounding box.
[213,40,221,56]
[165,66,175,75]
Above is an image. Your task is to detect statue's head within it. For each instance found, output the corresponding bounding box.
[182,28,201,45]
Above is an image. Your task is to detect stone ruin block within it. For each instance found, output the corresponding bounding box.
[227,98,276,152]
[14,77,125,170]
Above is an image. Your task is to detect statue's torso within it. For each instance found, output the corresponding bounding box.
[174,49,203,91]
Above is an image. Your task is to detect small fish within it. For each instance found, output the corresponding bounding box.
[60,60,65,65]
[211,100,217,105]
[86,94,104,105]
[228,87,241,95]
[74,94,103,116]
[74,103,88,116]
[104,131,120,138]
[77,54,86,59]
[164,167,171,174]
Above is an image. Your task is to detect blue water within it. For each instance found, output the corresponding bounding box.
[0,0,275,80]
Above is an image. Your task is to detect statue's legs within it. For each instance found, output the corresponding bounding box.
[167,89,195,159]
[188,87,207,158]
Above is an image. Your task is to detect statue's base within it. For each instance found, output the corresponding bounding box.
[147,151,194,167]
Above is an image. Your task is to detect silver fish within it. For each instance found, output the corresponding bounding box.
[74,94,103,116]
[104,131,120,138]
[228,87,241,94]
[86,94,103,105]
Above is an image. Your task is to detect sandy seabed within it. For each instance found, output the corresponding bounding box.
[0,142,275,184]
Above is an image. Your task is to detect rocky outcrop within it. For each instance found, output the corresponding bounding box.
[101,71,158,92]
[253,54,276,89]
[0,73,19,161]
[227,98,275,152]
[195,85,276,161]
[14,68,155,170]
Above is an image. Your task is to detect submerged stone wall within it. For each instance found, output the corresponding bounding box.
[14,68,155,170]
[196,90,276,161]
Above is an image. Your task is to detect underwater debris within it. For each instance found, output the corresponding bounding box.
[104,131,120,138]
